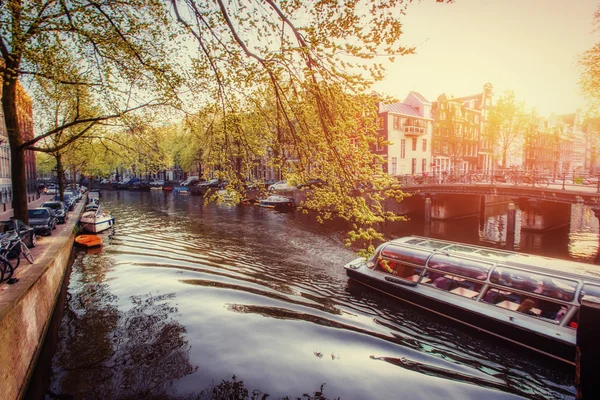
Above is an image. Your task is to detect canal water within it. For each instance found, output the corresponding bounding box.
[36,190,596,399]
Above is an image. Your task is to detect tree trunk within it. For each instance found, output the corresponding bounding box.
[2,76,29,224]
[55,153,64,202]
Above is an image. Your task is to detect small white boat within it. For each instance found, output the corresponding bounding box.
[79,203,115,233]
[258,195,294,210]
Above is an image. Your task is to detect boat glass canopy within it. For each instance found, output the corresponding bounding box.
[579,284,600,302]
[381,244,430,266]
[428,254,492,280]
[405,238,448,250]
[490,266,578,302]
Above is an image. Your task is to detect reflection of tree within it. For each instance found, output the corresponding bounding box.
[196,376,339,400]
[51,253,196,398]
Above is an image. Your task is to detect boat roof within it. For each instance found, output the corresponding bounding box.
[386,236,600,284]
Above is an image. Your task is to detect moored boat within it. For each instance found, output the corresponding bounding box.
[258,195,294,210]
[79,204,115,233]
[174,186,190,194]
[75,234,103,248]
[344,236,600,365]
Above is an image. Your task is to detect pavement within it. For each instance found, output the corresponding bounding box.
[0,194,54,221]
[0,195,85,282]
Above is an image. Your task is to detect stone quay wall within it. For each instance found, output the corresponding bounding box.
[0,200,85,400]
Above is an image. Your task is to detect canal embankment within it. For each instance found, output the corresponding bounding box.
[0,196,86,400]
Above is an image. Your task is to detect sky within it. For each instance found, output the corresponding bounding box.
[371,0,599,116]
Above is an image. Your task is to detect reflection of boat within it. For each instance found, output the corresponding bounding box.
[344,235,600,365]
[258,195,294,210]
[75,234,102,248]
[79,203,115,233]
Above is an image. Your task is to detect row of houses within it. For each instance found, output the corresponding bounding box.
[375,83,599,178]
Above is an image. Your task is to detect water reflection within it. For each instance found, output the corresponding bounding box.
[48,250,196,399]
[42,191,584,399]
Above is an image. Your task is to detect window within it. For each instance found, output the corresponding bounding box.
[411,158,417,174]
[400,139,406,159]
[378,117,384,130]
[391,157,397,175]
[393,116,401,130]
[490,267,578,302]
[412,138,417,151]
[375,136,382,151]
[422,139,427,152]
[422,158,427,173]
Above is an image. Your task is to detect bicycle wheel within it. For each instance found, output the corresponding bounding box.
[536,177,550,188]
[0,257,13,283]
[20,242,34,264]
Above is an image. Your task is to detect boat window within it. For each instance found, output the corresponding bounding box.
[474,249,511,260]
[376,258,424,282]
[490,267,578,302]
[380,245,430,266]
[423,270,482,299]
[481,288,568,322]
[579,284,600,303]
[445,245,480,254]
[427,254,491,280]
[404,238,427,246]
[414,239,449,250]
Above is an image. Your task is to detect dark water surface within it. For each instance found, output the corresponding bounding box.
[38,190,591,399]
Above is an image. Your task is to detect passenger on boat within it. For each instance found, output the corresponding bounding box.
[393,263,414,279]
[516,299,537,316]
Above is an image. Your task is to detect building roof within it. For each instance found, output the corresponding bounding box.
[558,114,576,125]
[408,91,431,104]
[384,102,422,117]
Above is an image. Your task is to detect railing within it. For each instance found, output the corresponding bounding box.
[403,125,426,134]
[396,170,600,193]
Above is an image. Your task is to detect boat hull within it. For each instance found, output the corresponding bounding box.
[80,215,115,233]
[345,266,576,365]
[75,234,102,248]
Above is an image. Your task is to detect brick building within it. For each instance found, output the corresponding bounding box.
[431,83,494,173]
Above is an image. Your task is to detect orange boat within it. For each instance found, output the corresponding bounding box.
[75,234,103,248]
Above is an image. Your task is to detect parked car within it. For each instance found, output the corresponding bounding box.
[28,208,57,236]
[100,178,111,184]
[41,201,68,224]
[297,179,326,189]
[181,176,200,187]
[45,185,57,195]
[150,180,165,187]
[0,219,36,258]
[196,178,221,189]
[53,193,75,210]
[268,180,294,191]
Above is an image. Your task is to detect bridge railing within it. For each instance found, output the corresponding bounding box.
[396,170,600,193]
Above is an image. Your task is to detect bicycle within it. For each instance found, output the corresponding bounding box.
[511,172,550,188]
[0,231,34,283]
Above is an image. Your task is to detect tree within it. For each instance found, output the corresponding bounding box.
[3,0,451,249]
[486,91,529,169]
[1,0,181,222]
[579,5,600,116]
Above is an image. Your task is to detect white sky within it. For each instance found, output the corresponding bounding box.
[370,0,599,116]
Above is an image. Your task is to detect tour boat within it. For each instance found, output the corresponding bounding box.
[79,204,115,233]
[344,236,600,365]
[258,195,294,210]
[74,234,103,248]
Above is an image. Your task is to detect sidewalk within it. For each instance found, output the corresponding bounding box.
[0,194,53,221]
